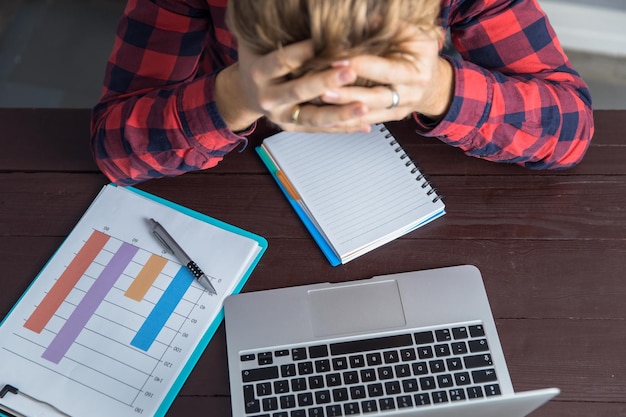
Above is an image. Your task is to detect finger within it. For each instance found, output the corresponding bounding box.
[348,55,419,86]
[251,40,316,80]
[287,102,368,128]
[322,85,402,110]
[267,66,358,107]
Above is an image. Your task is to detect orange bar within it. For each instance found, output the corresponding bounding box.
[124,254,168,301]
[24,230,110,333]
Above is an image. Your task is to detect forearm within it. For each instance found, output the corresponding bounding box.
[415,0,594,169]
[91,74,248,185]
[416,57,593,169]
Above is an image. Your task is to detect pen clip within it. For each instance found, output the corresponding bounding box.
[152,230,175,255]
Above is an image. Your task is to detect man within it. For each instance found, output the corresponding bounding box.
[91,0,594,185]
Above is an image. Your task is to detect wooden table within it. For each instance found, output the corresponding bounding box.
[1,109,625,416]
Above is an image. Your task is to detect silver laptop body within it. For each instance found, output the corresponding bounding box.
[224,265,559,417]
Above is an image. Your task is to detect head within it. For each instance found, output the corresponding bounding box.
[227,0,442,86]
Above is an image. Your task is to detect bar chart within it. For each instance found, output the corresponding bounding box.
[3,229,213,413]
[0,184,266,417]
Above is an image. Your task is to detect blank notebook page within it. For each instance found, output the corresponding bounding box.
[262,126,445,260]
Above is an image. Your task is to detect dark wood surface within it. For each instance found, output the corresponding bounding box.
[1,109,625,416]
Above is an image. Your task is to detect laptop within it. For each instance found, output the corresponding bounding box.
[223,265,559,417]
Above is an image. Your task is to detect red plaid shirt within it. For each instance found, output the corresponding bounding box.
[91,0,594,185]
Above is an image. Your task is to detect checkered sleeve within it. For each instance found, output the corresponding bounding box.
[415,0,594,169]
[90,0,246,185]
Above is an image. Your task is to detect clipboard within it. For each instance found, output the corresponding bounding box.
[0,184,267,417]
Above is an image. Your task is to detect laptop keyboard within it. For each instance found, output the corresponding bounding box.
[237,322,501,416]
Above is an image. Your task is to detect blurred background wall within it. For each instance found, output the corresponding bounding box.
[0,0,625,109]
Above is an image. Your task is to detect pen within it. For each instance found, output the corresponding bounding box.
[148,218,217,295]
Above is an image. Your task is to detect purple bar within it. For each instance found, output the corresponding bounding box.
[42,242,139,364]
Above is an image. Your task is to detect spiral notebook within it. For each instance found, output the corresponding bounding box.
[257,124,445,266]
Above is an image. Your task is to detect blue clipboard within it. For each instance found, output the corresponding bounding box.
[0,184,267,417]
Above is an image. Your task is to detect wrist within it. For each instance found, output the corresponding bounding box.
[420,57,454,119]
[215,64,262,132]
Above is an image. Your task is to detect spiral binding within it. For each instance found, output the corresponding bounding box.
[378,125,443,203]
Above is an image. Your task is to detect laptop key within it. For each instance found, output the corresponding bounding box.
[451,342,468,355]
[464,354,493,368]
[243,366,279,382]
[344,402,360,415]
[414,393,431,406]
[468,325,485,337]
[472,369,498,383]
[349,354,365,368]
[449,388,466,401]
[309,375,325,389]
[468,339,489,353]
[280,394,296,408]
[360,369,376,382]
[378,397,395,410]
[262,397,278,411]
[350,385,366,399]
[417,346,434,359]
[400,348,416,361]
[274,380,290,394]
[298,361,314,375]
[454,372,471,386]
[435,329,452,342]
[366,352,382,366]
[297,392,313,407]
[326,373,342,386]
[452,327,469,339]
[308,407,323,417]
[485,384,501,396]
[258,352,273,365]
[446,358,463,371]
[383,350,399,363]
[315,359,331,373]
[467,386,484,399]
[332,387,349,402]
[291,378,307,391]
[402,378,419,392]
[282,364,296,377]
[292,348,308,361]
[367,383,384,397]
[361,399,378,413]
[333,357,348,370]
[256,382,272,396]
[414,331,435,345]
[326,404,343,416]
[432,391,449,403]
[244,398,260,413]
[397,395,413,408]
[330,334,413,355]
[309,345,329,358]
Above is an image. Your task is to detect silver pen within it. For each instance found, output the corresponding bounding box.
[148,218,217,295]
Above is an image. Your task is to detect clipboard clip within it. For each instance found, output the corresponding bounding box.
[0,384,72,417]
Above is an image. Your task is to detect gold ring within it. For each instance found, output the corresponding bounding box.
[386,85,400,109]
[290,105,301,124]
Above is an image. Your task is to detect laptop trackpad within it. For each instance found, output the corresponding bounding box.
[308,280,406,338]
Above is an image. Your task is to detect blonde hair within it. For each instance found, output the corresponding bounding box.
[227,0,442,84]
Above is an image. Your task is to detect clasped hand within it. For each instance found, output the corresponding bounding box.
[221,27,453,134]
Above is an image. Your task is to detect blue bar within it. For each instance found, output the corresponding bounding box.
[131,266,194,351]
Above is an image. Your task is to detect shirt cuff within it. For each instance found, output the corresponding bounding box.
[179,73,250,151]
[414,57,493,147]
